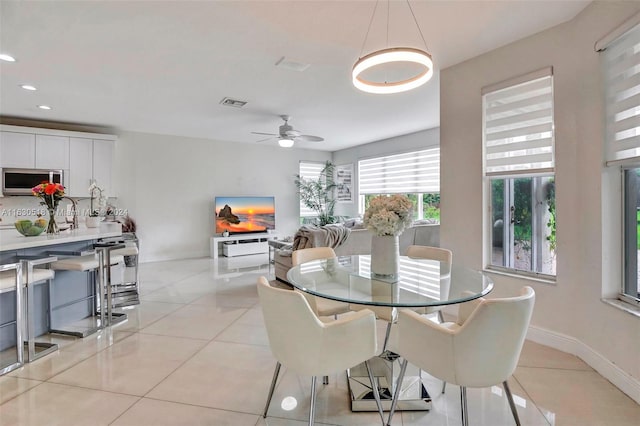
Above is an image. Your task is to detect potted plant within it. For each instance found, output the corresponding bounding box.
[87,182,106,228]
[118,214,138,266]
[294,161,341,226]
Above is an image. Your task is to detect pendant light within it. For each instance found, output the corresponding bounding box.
[352,0,433,94]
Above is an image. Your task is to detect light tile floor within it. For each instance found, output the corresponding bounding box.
[1,255,639,426]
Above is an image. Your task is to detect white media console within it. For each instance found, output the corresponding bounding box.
[209,233,278,258]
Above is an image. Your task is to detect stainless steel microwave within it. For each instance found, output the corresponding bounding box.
[2,168,64,195]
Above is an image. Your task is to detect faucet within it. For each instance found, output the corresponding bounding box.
[62,196,79,230]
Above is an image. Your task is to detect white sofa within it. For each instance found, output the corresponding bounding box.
[274,224,440,283]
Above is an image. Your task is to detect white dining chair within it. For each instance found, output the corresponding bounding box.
[257,276,384,426]
[291,247,351,318]
[405,245,453,323]
[387,286,535,426]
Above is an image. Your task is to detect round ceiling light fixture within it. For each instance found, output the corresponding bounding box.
[352,47,433,94]
[278,138,294,148]
[20,84,37,91]
[37,105,51,110]
[0,54,16,62]
[352,0,433,95]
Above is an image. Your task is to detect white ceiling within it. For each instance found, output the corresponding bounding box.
[0,0,590,151]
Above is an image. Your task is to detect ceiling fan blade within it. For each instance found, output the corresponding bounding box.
[296,135,324,142]
[251,131,278,136]
[255,137,276,143]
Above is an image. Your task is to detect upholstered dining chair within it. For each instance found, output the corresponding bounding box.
[257,276,384,426]
[387,286,535,426]
[405,245,453,323]
[291,247,351,318]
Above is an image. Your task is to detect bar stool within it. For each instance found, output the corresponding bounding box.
[94,242,125,327]
[50,250,125,337]
[19,256,59,362]
[108,238,139,308]
[0,262,23,375]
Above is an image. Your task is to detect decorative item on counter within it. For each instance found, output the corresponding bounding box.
[32,182,65,236]
[222,229,230,237]
[14,219,46,236]
[363,194,414,280]
[118,214,137,233]
[87,181,107,228]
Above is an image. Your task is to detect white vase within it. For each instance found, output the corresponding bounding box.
[86,216,100,228]
[370,234,400,280]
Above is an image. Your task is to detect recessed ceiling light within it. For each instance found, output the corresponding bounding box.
[37,105,51,110]
[20,84,37,91]
[0,54,16,62]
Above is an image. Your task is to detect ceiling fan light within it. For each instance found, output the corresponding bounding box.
[278,138,294,148]
[352,47,433,94]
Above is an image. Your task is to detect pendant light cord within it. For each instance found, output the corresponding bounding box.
[406,0,429,51]
[386,0,390,49]
[359,0,380,58]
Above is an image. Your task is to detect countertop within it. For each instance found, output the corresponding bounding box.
[0,222,122,251]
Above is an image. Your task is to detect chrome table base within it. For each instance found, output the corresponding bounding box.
[347,351,431,412]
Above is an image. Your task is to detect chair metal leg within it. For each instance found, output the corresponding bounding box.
[460,386,469,426]
[386,358,408,426]
[503,380,521,426]
[441,381,447,394]
[263,362,281,418]
[309,376,317,426]
[382,321,393,352]
[364,360,384,425]
[323,375,329,385]
[437,310,444,323]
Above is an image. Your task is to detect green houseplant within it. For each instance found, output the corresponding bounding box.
[294,161,340,226]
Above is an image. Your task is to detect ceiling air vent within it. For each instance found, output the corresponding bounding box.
[275,57,310,72]
[220,97,247,108]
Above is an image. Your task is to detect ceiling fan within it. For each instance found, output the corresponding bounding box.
[252,115,324,147]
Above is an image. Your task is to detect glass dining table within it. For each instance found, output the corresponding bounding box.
[286,254,494,412]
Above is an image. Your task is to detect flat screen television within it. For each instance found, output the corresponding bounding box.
[215,196,275,235]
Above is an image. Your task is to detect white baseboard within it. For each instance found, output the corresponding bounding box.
[527,325,640,404]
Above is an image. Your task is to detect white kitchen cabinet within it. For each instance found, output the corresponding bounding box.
[0,131,36,168]
[92,139,113,196]
[35,134,69,169]
[0,125,117,198]
[67,137,114,197]
[67,137,94,197]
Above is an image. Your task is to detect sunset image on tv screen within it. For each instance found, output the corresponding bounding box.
[215,196,275,234]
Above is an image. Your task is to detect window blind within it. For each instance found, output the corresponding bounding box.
[298,161,325,217]
[603,23,640,165]
[483,69,554,176]
[358,148,440,195]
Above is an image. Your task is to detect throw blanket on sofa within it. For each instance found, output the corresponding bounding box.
[292,224,351,251]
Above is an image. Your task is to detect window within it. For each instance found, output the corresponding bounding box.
[483,68,556,277]
[602,22,640,303]
[358,148,440,222]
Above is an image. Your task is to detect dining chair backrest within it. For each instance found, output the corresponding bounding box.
[406,245,452,264]
[291,247,339,315]
[257,276,376,376]
[292,247,336,266]
[397,286,535,388]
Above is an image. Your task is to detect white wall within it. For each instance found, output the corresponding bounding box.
[114,131,330,262]
[332,128,440,218]
[440,1,640,401]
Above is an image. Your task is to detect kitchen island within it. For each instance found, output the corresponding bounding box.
[0,223,123,352]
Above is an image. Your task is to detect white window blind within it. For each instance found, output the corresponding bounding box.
[483,68,554,176]
[603,23,640,165]
[358,148,440,195]
[299,161,324,217]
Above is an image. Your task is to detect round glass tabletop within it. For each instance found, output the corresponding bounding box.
[286,255,493,308]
